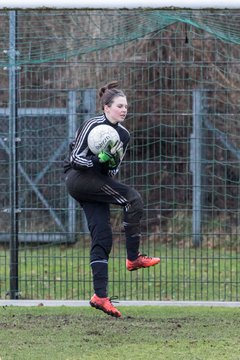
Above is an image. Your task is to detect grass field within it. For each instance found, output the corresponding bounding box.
[0,305,240,360]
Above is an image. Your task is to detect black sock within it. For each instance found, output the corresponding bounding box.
[125,229,141,261]
[90,260,108,298]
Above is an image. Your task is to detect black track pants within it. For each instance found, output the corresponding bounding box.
[65,168,143,259]
[65,168,144,297]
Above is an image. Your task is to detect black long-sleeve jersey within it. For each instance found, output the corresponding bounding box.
[64,113,130,177]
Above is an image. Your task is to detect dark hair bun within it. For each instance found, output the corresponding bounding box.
[99,81,119,98]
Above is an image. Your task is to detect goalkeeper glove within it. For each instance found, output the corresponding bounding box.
[110,140,123,159]
[98,150,115,163]
[108,140,124,168]
[98,150,119,169]
[98,140,123,168]
[108,157,118,169]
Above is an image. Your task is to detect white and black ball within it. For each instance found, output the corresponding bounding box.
[87,124,120,155]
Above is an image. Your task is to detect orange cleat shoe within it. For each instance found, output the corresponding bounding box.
[126,253,160,271]
[89,294,121,318]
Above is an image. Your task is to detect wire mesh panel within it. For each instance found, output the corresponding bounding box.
[0,10,240,301]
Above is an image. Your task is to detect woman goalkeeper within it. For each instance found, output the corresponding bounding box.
[64,81,160,318]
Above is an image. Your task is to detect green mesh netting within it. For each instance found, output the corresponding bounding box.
[0,10,240,66]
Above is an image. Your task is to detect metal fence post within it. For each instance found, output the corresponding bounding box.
[80,88,97,233]
[190,89,204,247]
[67,91,77,241]
[8,11,19,299]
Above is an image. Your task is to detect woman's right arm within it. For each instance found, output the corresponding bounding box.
[70,122,100,171]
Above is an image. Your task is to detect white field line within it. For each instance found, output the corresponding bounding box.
[0,300,240,307]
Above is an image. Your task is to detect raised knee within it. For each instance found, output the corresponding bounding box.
[126,189,144,222]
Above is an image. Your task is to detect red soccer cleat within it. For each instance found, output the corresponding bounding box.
[126,253,160,271]
[89,294,121,318]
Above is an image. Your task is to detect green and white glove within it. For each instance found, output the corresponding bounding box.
[108,157,118,169]
[98,140,123,168]
[110,140,124,160]
[98,150,118,168]
[98,150,115,163]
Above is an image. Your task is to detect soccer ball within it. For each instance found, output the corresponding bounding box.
[87,124,120,155]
